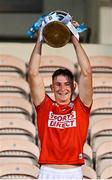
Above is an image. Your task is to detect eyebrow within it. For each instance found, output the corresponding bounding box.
[54,81,71,84]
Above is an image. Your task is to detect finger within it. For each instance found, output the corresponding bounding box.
[72,21,80,27]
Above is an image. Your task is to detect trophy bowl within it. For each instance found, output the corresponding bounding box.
[43,21,71,48]
[43,11,71,48]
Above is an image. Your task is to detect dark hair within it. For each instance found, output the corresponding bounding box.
[52,68,74,82]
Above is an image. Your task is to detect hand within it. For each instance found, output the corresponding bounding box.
[71,20,80,42]
[37,21,45,42]
[72,20,80,27]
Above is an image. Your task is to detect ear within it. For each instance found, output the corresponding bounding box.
[73,81,77,91]
[73,81,78,95]
[50,84,54,92]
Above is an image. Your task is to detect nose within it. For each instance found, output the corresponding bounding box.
[60,84,66,91]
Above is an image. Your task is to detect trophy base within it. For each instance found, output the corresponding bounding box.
[43,21,71,48]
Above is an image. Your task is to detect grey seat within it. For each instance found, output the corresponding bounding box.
[0,75,30,100]
[95,141,112,178]
[0,96,33,121]
[0,137,40,166]
[82,165,97,179]
[0,54,27,78]
[40,55,77,77]
[0,117,37,142]
[0,163,39,179]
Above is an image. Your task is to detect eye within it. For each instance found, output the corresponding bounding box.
[55,82,61,86]
[65,82,71,86]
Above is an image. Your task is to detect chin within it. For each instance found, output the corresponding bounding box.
[55,94,70,103]
[56,97,69,104]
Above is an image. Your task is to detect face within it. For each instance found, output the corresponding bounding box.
[51,75,74,104]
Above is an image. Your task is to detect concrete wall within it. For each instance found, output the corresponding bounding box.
[0,0,112,44]
[0,0,99,43]
[0,42,112,64]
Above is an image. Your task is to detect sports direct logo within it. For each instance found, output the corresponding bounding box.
[48,111,76,129]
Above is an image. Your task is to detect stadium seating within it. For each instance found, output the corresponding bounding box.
[0,163,39,179]
[90,96,112,129]
[0,96,33,119]
[95,141,112,178]
[93,76,112,98]
[1,53,112,179]
[90,118,112,153]
[0,117,37,142]
[83,143,93,167]
[0,75,31,100]
[0,54,27,78]
[0,137,39,166]
[89,56,112,78]
[40,55,77,77]
[100,166,112,179]
[82,165,97,179]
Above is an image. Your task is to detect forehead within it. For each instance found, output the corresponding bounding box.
[53,75,70,82]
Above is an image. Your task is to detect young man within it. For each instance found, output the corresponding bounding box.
[28,26,93,179]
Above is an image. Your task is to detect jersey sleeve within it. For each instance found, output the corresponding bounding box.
[34,94,53,111]
[76,95,92,113]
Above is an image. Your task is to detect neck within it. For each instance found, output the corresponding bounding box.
[55,99,71,105]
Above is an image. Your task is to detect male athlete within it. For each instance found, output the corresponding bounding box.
[28,22,93,179]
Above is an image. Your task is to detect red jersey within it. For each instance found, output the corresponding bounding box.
[35,95,91,165]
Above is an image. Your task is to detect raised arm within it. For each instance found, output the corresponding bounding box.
[72,35,93,107]
[28,37,45,106]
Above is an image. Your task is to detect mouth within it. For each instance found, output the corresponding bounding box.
[55,92,71,104]
[58,92,68,96]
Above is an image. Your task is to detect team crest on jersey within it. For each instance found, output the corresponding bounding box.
[48,111,76,129]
